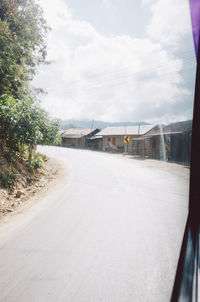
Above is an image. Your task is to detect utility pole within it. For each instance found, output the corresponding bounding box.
[138,122,140,135]
[91,120,94,132]
[124,121,128,153]
[137,122,140,155]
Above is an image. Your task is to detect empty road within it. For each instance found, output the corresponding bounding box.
[0,146,189,301]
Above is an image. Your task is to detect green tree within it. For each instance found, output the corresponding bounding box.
[0,0,61,164]
[0,0,49,98]
[0,94,61,160]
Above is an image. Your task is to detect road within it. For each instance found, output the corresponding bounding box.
[0,146,189,302]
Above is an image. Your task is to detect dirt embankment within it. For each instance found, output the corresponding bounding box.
[0,154,59,219]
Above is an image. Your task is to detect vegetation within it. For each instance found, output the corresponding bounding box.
[0,0,60,187]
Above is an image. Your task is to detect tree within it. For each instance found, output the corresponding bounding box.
[0,1,61,164]
[0,0,49,98]
[0,94,61,159]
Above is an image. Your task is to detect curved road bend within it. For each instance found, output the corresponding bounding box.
[0,146,189,302]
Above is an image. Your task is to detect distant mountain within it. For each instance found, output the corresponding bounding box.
[60,120,150,130]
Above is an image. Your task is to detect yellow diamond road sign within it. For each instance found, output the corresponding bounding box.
[124,136,130,143]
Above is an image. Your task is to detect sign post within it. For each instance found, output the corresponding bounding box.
[124,136,130,153]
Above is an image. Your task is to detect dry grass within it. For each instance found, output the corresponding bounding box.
[0,152,58,218]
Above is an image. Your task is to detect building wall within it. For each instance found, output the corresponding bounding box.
[132,136,170,159]
[169,133,191,163]
[61,129,100,149]
[62,137,78,147]
[62,137,86,148]
[102,135,135,152]
[131,133,191,163]
[86,139,102,150]
[79,137,86,148]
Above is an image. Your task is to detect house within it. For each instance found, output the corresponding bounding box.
[132,120,192,163]
[61,128,100,148]
[163,120,192,163]
[87,135,103,150]
[94,125,157,152]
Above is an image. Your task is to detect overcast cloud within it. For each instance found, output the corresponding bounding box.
[33,0,196,123]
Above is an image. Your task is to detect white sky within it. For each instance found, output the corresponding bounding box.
[33,0,196,123]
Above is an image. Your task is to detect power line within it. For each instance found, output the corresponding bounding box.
[35,50,195,95]
[44,66,195,99]
[44,55,195,95]
[44,59,195,97]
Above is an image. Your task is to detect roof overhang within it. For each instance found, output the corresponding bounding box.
[131,131,186,140]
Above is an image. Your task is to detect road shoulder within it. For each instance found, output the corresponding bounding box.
[0,156,68,224]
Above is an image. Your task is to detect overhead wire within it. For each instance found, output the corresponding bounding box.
[32,48,196,100]
[44,67,195,100]
[44,50,195,94]
[44,58,195,98]
[34,51,194,91]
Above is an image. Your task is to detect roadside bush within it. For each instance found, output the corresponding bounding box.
[30,153,44,169]
[0,94,61,163]
[0,0,60,187]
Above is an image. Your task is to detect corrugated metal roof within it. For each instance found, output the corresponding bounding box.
[135,121,192,138]
[131,121,192,140]
[90,135,103,140]
[131,131,182,141]
[162,120,192,134]
[61,128,97,138]
[96,125,156,136]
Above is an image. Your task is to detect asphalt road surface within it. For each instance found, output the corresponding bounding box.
[0,146,189,302]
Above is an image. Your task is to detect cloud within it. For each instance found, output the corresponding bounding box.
[101,0,112,8]
[33,0,194,123]
[142,0,155,5]
[145,0,192,47]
